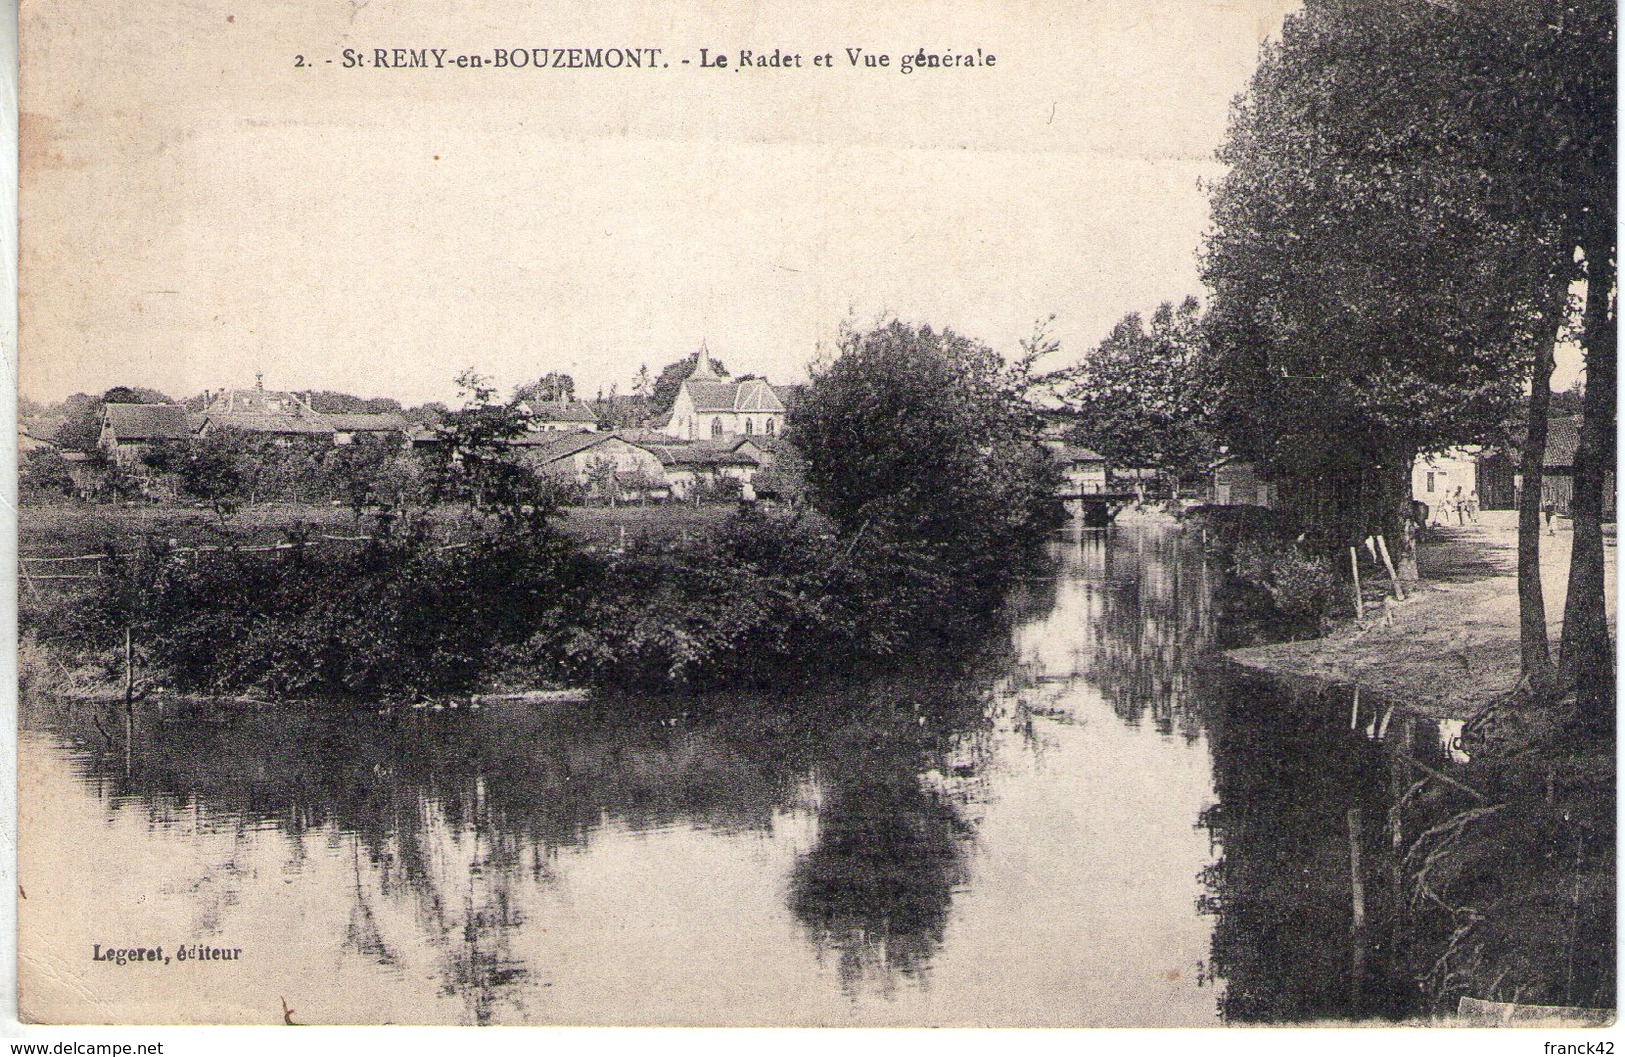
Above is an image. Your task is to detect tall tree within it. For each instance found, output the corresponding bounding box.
[512,372,576,406]
[52,393,104,453]
[649,352,728,417]
[1204,2,1548,575]
[1202,0,1612,707]
[790,319,1058,585]
[1045,297,1216,491]
[432,370,556,526]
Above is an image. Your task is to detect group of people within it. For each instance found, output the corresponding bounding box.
[1430,486,1479,526]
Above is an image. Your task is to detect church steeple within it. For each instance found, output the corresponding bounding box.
[689,342,719,381]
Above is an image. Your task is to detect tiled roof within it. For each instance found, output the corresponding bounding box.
[1055,444,1106,463]
[734,379,785,413]
[517,432,616,463]
[524,400,600,424]
[682,378,786,414]
[324,412,408,432]
[102,403,195,441]
[206,389,312,414]
[205,412,334,435]
[643,442,758,468]
[1544,415,1582,467]
[1495,415,1584,468]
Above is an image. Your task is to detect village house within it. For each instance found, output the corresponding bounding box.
[512,431,671,502]
[19,426,60,456]
[1476,415,1617,518]
[323,412,410,445]
[1053,444,1110,496]
[99,403,198,464]
[1210,456,1278,509]
[1411,447,1482,516]
[196,380,409,447]
[640,440,760,501]
[661,346,787,441]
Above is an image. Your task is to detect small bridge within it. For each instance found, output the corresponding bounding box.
[1056,492,1136,527]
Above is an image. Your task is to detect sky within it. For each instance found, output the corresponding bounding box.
[15,0,1393,409]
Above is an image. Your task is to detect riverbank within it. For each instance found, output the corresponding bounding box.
[1225,510,1616,720]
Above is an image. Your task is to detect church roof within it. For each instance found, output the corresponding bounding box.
[689,344,720,380]
[681,378,786,414]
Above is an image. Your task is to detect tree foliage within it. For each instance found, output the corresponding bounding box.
[52,393,104,453]
[102,386,173,405]
[1204,0,1614,715]
[1046,297,1216,482]
[19,449,77,499]
[650,351,729,416]
[1203,3,1552,487]
[304,391,403,414]
[512,372,576,406]
[791,320,1059,585]
[428,370,559,527]
[179,428,250,523]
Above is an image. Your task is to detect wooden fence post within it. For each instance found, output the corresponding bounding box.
[1349,546,1364,620]
[1375,534,1406,600]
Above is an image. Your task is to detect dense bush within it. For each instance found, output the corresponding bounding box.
[790,319,1061,591]
[1229,539,1341,634]
[36,504,1028,700]
[40,527,594,700]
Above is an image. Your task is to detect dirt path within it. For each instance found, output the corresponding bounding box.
[1226,510,1617,719]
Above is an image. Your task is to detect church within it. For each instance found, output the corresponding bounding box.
[661,345,787,441]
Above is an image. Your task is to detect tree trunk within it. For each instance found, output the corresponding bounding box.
[1560,216,1616,730]
[1381,451,1419,582]
[1517,268,1568,690]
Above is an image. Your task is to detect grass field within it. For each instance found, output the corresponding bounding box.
[16,500,746,560]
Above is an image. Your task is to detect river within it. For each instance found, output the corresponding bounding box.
[18,524,1466,1025]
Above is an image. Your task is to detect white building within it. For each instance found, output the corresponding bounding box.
[1412,447,1481,512]
[662,346,786,441]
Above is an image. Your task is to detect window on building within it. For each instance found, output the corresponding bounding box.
[766,419,776,436]
[712,417,723,438]
[1427,472,1435,493]
[745,419,754,436]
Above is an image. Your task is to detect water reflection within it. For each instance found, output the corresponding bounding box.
[20,524,1472,1025]
[789,765,971,994]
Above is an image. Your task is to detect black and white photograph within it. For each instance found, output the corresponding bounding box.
[11,0,1616,1037]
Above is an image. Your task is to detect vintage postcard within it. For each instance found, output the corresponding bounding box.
[13,0,1616,1037]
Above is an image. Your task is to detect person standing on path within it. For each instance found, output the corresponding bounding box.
[1544,499,1558,535]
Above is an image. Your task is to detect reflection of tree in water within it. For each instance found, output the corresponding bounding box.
[1196,672,1417,1022]
[782,678,990,995]
[790,764,972,993]
[48,699,816,1024]
[41,671,997,1020]
[1080,528,1213,740]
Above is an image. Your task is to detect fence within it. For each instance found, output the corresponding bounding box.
[17,534,395,597]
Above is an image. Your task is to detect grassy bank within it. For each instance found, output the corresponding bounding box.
[18,500,745,560]
[1209,510,1616,1018]
[1224,511,1616,721]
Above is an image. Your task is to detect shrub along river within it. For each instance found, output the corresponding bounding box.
[19,523,1474,1026]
